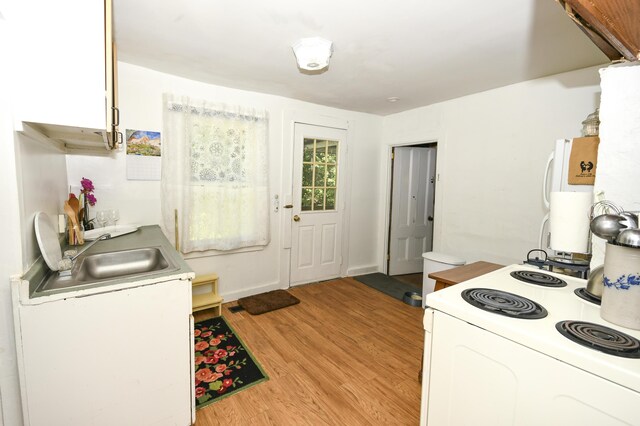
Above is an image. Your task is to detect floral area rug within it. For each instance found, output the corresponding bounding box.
[194,316,268,409]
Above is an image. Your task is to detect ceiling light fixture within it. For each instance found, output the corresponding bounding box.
[291,37,333,71]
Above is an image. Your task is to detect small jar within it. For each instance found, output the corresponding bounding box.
[581,108,600,137]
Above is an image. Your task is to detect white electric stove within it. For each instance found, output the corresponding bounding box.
[420,264,640,426]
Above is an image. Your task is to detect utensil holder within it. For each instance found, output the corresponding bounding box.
[67,218,84,246]
[601,243,640,330]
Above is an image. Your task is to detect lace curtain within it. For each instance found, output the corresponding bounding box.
[161,94,270,253]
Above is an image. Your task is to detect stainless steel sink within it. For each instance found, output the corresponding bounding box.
[36,247,178,294]
[75,247,172,280]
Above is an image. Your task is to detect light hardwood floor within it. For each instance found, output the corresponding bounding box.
[194,277,425,425]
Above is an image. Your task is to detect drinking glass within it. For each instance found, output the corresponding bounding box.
[96,210,108,228]
[108,209,120,227]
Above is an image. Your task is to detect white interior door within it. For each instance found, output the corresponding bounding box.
[388,146,436,275]
[290,123,346,286]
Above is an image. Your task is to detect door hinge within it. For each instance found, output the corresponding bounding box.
[386,253,390,261]
[391,151,395,160]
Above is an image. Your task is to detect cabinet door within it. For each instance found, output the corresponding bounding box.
[17,279,192,426]
[13,0,108,130]
[560,0,640,61]
[426,312,640,425]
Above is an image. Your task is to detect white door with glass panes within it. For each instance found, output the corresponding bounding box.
[290,123,346,286]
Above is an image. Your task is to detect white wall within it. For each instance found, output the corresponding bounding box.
[382,66,603,265]
[0,68,22,426]
[15,138,68,270]
[0,11,25,426]
[66,62,383,301]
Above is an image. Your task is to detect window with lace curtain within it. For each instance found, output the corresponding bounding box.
[161,94,270,253]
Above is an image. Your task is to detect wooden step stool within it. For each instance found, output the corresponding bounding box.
[192,273,223,316]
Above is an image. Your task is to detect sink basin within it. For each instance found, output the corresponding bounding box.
[36,247,178,294]
[75,247,171,281]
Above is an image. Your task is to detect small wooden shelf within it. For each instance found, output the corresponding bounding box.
[192,273,223,316]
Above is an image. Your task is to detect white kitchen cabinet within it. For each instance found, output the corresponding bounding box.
[12,0,120,152]
[14,278,194,426]
[558,0,640,62]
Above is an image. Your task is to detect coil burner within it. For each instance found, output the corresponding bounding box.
[461,288,547,319]
[510,270,567,288]
[573,288,601,306]
[556,320,640,358]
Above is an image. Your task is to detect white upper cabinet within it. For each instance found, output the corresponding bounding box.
[12,0,120,153]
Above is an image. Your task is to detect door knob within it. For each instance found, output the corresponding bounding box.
[293,215,301,222]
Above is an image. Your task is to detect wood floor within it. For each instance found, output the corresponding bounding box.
[193,277,425,425]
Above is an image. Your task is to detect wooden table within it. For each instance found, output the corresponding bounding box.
[429,261,504,291]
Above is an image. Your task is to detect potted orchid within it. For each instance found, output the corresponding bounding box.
[79,177,97,230]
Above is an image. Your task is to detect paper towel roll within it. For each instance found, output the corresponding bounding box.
[549,192,592,253]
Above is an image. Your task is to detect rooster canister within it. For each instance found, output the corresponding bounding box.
[601,243,640,330]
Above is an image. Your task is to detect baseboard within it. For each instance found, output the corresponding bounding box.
[346,264,379,277]
[221,280,286,303]
[221,266,381,302]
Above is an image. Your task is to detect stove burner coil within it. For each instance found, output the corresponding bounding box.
[510,270,567,288]
[461,288,548,319]
[573,288,601,306]
[556,320,640,358]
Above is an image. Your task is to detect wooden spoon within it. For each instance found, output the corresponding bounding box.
[68,194,80,217]
[64,201,84,244]
[67,217,74,245]
[68,194,81,243]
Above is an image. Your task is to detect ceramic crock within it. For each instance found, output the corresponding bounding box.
[601,243,640,330]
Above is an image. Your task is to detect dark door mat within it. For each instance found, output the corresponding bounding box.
[354,273,420,301]
[237,290,300,315]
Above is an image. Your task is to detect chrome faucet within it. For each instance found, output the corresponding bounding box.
[58,233,111,277]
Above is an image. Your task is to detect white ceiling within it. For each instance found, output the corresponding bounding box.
[114,0,606,116]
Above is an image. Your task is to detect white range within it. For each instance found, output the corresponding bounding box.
[420,264,640,426]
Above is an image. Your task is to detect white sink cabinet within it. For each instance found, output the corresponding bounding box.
[13,278,195,425]
[11,0,120,152]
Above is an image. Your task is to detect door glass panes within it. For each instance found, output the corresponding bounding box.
[325,188,336,210]
[301,188,313,211]
[302,164,313,187]
[326,165,337,187]
[313,189,325,210]
[301,138,338,211]
[303,142,314,162]
[314,164,326,186]
[315,140,327,162]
